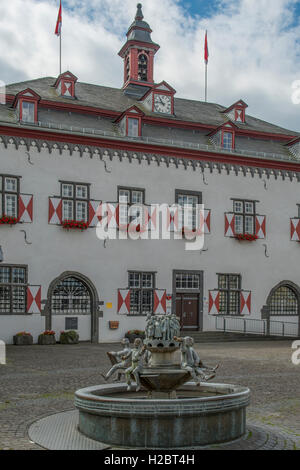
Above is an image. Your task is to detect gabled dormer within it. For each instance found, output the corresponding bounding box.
[142,81,176,115]
[53,71,78,98]
[12,88,41,124]
[222,100,248,124]
[208,121,237,150]
[115,106,145,137]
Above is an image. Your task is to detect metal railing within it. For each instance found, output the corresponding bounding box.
[215,316,299,338]
[18,119,298,164]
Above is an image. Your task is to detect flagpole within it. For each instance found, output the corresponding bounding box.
[205,62,207,102]
[60,30,62,75]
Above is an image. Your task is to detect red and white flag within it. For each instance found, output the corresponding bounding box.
[204,30,209,64]
[55,0,62,36]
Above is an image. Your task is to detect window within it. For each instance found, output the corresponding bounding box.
[127,118,139,137]
[51,276,91,314]
[61,182,89,222]
[235,108,245,123]
[218,274,241,315]
[118,187,145,227]
[125,56,130,82]
[176,273,200,290]
[21,101,35,123]
[0,265,27,313]
[222,131,234,150]
[128,272,155,315]
[233,200,256,235]
[269,286,298,316]
[176,190,202,230]
[0,176,19,218]
[138,54,148,82]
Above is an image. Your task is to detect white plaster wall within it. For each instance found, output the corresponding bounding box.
[0,141,299,343]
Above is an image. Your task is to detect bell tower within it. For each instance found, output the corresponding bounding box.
[118,4,160,93]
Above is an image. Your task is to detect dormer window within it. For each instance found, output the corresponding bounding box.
[222,100,248,124]
[53,71,78,98]
[21,101,35,123]
[12,88,40,124]
[115,106,144,138]
[209,121,236,150]
[127,118,139,137]
[222,130,234,150]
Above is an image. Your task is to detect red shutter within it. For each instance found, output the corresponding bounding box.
[27,285,42,314]
[255,215,266,239]
[18,194,33,223]
[49,198,62,224]
[291,219,300,241]
[225,213,235,237]
[154,290,167,314]
[240,291,251,316]
[204,209,211,234]
[208,291,220,315]
[118,289,131,314]
[88,200,101,227]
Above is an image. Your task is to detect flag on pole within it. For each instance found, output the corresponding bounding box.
[204,30,209,64]
[55,0,62,36]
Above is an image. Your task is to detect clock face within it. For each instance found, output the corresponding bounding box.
[154,94,172,114]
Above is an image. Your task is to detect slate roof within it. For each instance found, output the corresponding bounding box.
[1,76,299,162]
[4,77,296,136]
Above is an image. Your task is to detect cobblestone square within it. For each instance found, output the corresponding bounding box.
[0,340,299,450]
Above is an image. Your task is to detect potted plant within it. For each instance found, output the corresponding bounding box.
[0,214,18,225]
[59,330,79,344]
[235,233,258,242]
[38,330,56,345]
[13,332,33,345]
[62,220,89,231]
[125,330,145,343]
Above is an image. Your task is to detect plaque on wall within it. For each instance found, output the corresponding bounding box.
[65,317,78,330]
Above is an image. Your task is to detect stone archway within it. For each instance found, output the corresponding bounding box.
[44,271,100,343]
[261,281,300,337]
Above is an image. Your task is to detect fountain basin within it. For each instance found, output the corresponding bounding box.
[75,382,250,448]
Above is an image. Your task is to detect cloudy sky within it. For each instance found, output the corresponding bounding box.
[0,0,300,131]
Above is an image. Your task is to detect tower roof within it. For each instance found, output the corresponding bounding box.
[119,4,160,57]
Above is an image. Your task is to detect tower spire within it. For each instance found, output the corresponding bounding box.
[135,3,144,21]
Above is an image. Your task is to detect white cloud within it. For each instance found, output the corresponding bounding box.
[0,0,300,131]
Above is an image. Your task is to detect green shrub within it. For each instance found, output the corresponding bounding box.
[60,330,79,344]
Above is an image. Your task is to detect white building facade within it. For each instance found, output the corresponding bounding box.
[0,5,300,344]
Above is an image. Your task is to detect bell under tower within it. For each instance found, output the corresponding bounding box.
[118,4,160,95]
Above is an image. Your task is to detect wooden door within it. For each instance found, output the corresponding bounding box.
[176,294,199,330]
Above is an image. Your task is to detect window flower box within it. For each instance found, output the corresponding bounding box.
[62,220,89,231]
[59,330,79,344]
[13,332,33,345]
[109,321,119,330]
[38,331,56,345]
[0,215,18,225]
[234,233,258,242]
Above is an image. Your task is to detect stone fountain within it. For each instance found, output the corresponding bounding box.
[75,314,250,448]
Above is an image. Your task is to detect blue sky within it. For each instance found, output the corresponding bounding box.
[0,0,300,131]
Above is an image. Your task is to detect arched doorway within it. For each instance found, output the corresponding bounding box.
[45,272,100,343]
[262,281,300,337]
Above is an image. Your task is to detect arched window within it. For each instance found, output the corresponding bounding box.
[51,276,91,314]
[269,286,298,315]
[138,54,148,81]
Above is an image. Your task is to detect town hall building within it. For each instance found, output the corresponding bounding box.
[0,4,300,344]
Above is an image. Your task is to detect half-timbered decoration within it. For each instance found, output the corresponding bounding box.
[1,3,300,342]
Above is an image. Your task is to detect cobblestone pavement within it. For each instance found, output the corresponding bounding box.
[0,340,299,450]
